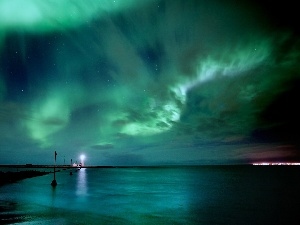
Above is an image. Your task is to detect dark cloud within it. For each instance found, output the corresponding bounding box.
[253,77,300,147]
[102,153,147,166]
[91,144,114,150]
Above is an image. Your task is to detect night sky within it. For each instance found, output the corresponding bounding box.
[0,0,299,165]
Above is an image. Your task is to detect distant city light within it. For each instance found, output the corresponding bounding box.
[253,162,300,165]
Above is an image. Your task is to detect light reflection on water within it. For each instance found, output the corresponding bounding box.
[76,168,87,197]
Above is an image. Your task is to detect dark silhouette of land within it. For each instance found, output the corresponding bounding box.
[0,170,51,186]
[0,164,115,169]
[0,164,116,187]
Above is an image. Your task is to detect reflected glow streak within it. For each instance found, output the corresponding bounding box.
[76,168,87,197]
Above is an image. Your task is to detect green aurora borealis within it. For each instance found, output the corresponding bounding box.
[0,0,299,165]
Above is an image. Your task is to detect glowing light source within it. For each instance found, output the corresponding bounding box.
[80,154,85,166]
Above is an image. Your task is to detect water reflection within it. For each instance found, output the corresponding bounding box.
[51,185,57,206]
[76,168,87,197]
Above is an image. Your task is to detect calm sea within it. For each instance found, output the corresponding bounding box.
[1,166,300,225]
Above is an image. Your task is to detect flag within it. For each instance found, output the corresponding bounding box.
[55,151,57,161]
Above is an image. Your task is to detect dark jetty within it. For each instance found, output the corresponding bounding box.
[0,170,50,186]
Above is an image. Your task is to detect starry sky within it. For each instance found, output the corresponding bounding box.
[0,0,299,165]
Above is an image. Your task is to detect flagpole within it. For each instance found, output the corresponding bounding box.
[54,152,56,180]
[51,151,57,186]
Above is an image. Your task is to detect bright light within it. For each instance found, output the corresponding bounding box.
[80,154,85,161]
[253,162,300,166]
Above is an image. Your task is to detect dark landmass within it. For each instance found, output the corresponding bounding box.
[0,170,50,186]
[0,164,116,169]
[0,164,253,169]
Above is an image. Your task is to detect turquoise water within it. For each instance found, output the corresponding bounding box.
[1,166,300,224]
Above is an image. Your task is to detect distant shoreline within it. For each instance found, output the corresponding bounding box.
[0,164,256,169]
[1,163,298,169]
[0,165,116,169]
